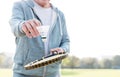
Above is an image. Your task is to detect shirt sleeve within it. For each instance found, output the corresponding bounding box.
[9,2,26,37]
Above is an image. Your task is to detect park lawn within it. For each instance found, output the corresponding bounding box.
[0,69,120,77]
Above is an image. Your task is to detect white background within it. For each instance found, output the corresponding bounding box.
[0,0,120,58]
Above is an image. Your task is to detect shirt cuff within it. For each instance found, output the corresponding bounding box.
[19,21,25,33]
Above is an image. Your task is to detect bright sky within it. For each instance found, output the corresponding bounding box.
[0,0,120,58]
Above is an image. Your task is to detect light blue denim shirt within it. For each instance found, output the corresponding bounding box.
[9,0,70,76]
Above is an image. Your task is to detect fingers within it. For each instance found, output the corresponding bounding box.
[22,19,41,38]
[50,48,64,54]
[22,23,32,38]
[28,20,40,36]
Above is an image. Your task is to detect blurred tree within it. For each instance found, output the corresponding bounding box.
[62,55,80,68]
[80,57,98,69]
[0,52,6,67]
[112,55,120,69]
[0,52,13,68]
[62,56,71,68]
[100,58,112,69]
[61,54,120,69]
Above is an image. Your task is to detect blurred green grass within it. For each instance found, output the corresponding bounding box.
[0,69,120,77]
[62,69,80,75]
